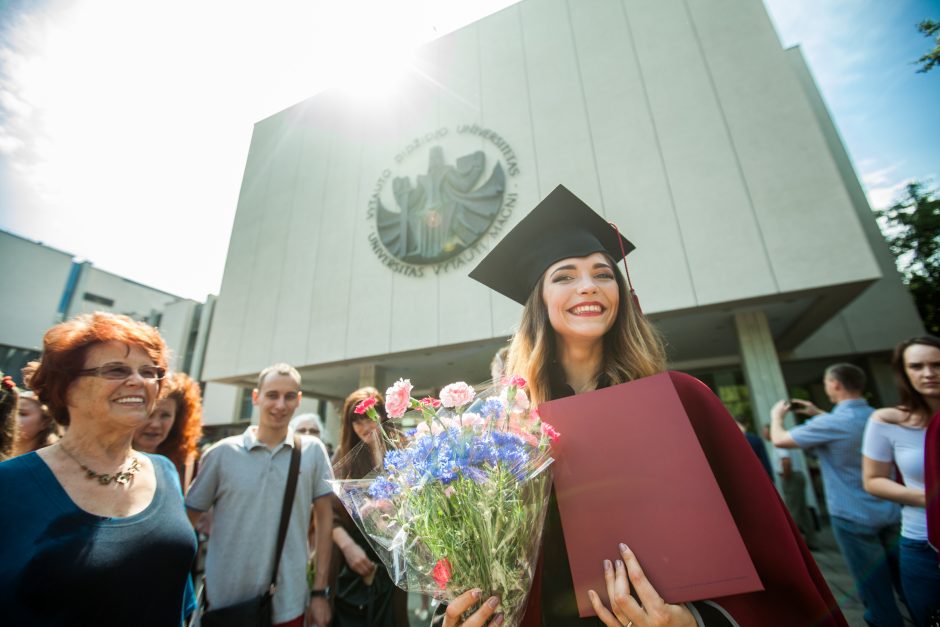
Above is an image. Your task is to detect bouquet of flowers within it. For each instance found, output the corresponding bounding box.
[331,376,558,626]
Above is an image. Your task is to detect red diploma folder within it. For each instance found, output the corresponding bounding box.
[537,372,763,617]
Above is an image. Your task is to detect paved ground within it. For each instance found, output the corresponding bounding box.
[809,524,914,627]
[405,523,914,626]
[809,524,869,626]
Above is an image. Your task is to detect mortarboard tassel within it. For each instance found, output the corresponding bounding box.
[609,221,641,315]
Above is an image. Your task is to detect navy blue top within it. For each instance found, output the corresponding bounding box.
[744,432,775,482]
[0,452,197,626]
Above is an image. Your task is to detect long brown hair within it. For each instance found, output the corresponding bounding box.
[333,387,388,480]
[17,395,61,453]
[506,255,666,405]
[154,372,204,478]
[0,380,18,461]
[892,335,940,422]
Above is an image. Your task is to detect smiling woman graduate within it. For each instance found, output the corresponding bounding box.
[447,185,847,627]
[0,312,196,626]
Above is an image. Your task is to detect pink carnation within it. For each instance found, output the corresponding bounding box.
[509,374,526,388]
[439,381,475,408]
[511,388,530,411]
[419,396,441,408]
[385,378,413,418]
[541,422,561,443]
[459,412,485,430]
[510,427,539,447]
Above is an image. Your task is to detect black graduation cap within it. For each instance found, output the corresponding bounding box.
[469,184,635,305]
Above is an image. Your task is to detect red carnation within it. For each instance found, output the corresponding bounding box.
[354,397,377,415]
[509,375,527,389]
[420,396,441,409]
[432,558,452,589]
[541,422,561,443]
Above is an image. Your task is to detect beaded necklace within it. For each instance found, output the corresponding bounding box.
[59,443,141,486]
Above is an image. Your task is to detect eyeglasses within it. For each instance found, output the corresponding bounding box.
[76,364,167,381]
[295,427,320,436]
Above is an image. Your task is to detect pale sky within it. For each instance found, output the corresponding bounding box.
[1,0,937,301]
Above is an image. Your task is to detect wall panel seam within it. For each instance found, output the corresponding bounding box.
[305,129,336,361]
[475,21,497,339]
[565,0,605,216]
[619,0,698,305]
[235,129,275,370]
[681,0,780,292]
[269,114,307,361]
[345,140,368,358]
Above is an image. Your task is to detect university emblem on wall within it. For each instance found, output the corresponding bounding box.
[378,146,504,264]
[367,125,521,277]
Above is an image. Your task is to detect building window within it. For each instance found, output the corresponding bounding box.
[239,388,254,422]
[0,345,41,387]
[83,292,114,307]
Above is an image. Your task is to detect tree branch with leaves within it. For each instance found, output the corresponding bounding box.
[915,19,940,73]
[876,182,940,333]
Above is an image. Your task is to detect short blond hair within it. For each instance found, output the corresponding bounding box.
[257,363,301,390]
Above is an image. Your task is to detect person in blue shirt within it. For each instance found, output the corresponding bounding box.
[0,312,196,626]
[771,363,905,627]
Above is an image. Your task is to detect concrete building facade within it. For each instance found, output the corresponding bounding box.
[0,229,214,387]
[202,0,923,452]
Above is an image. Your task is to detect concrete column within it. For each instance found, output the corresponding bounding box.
[359,364,384,390]
[734,310,820,511]
[189,294,216,382]
[324,400,342,448]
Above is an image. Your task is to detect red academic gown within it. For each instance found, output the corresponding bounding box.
[925,410,940,561]
[520,371,847,627]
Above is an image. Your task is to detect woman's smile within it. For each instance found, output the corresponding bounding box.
[568,301,605,316]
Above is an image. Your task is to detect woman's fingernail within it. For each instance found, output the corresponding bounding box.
[603,559,612,571]
[471,588,481,599]
[619,543,628,553]
[616,559,625,570]
[588,590,598,603]
[487,596,500,608]
[492,614,504,625]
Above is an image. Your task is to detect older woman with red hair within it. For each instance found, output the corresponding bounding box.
[134,371,204,490]
[0,312,197,626]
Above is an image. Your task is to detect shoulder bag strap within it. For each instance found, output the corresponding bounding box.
[269,434,302,593]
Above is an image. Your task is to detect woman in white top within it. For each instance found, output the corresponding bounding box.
[862,336,940,627]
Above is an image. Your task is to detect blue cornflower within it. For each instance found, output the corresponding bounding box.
[368,475,401,499]
[384,449,411,472]
[466,435,498,467]
[480,398,505,420]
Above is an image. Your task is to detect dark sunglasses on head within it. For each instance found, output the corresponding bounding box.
[295,427,320,436]
[76,364,167,381]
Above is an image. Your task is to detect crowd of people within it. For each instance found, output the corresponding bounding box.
[0,185,937,627]
[768,345,940,627]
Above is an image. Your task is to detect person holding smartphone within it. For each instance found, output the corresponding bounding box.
[771,363,904,627]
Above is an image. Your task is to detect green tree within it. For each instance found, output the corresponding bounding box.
[916,19,940,73]
[877,182,940,333]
